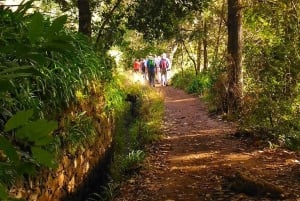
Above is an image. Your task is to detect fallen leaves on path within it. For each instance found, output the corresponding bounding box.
[114,87,300,201]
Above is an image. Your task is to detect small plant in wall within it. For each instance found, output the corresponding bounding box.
[86,180,119,201]
[122,150,146,175]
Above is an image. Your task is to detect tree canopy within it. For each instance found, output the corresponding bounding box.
[127,0,211,41]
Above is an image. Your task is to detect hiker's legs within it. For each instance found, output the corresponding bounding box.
[148,71,155,86]
[161,71,167,86]
[165,71,168,85]
[156,68,161,84]
[151,71,155,86]
[148,72,151,85]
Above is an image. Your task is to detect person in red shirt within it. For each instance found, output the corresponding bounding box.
[133,59,140,72]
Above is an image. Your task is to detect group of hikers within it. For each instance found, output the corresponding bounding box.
[133,53,171,87]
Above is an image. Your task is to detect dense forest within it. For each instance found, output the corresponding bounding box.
[1,0,300,200]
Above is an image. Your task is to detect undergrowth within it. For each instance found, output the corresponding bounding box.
[85,73,164,201]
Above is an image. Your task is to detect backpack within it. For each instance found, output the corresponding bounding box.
[160,58,168,73]
[141,61,145,72]
[148,59,155,69]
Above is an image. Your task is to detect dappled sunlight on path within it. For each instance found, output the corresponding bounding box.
[114,87,300,201]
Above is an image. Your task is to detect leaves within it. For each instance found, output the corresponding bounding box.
[31,147,57,168]
[0,80,13,92]
[16,162,36,176]
[0,136,19,163]
[0,183,8,200]
[15,119,57,146]
[27,13,44,43]
[127,0,210,41]
[49,15,68,34]
[0,1,116,200]
[0,109,58,199]
[4,110,33,132]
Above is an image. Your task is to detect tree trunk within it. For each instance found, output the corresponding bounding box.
[203,19,208,71]
[227,0,243,114]
[213,0,226,63]
[169,43,178,68]
[196,35,202,72]
[180,44,184,76]
[78,0,91,37]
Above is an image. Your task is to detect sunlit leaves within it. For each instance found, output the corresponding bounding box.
[0,2,109,117]
[241,0,300,145]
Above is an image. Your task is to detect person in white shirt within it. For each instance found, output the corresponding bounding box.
[154,55,161,84]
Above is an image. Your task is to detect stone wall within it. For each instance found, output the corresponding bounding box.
[9,116,114,201]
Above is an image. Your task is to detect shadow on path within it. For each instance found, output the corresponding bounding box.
[114,87,300,201]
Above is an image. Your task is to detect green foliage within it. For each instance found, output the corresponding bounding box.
[240,0,300,148]
[86,180,119,201]
[187,73,212,94]
[171,68,213,95]
[171,67,229,114]
[103,77,126,113]
[2,110,58,166]
[0,110,57,200]
[171,68,195,90]
[121,150,145,173]
[0,0,113,152]
[61,112,96,154]
[0,3,111,124]
[127,0,211,41]
[109,79,163,181]
[0,2,115,199]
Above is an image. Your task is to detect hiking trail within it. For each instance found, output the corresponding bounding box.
[114,86,300,201]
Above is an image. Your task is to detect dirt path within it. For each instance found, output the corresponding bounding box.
[114,87,300,201]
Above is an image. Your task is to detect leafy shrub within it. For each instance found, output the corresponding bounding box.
[171,68,227,115]
[186,73,212,95]
[239,3,300,148]
[171,68,213,95]
[171,68,195,90]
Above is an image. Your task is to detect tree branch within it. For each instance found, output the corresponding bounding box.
[95,0,122,45]
[182,40,198,75]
